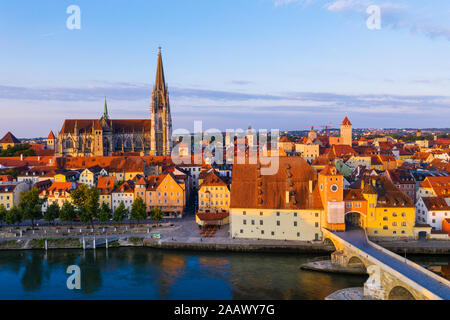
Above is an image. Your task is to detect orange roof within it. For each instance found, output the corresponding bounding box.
[319,164,342,176]
[231,157,323,210]
[97,176,115,194]
[200,170,227,188]
[0,175,14,182]
[420,176,450,197]
[113,180,135,193]
[47,131,56,140]
[342,117,352,126]
[146,174,168,191]
[422,197,450,211]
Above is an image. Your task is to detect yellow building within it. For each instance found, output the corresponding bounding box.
[198,170,230,212]
[135,173,186,218]
[40,182,77,211]
[360,176,415,238]
[54,171,79,183]
[0,132,21,150]
[0,182,29,210]
[97,176,115,209]
[196,170,230,226]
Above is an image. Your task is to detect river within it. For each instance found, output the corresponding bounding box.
[0,248,447,300]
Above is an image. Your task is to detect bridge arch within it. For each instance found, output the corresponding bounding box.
[388,286,416,300]
[345,211,363,230]
[323,238,336,251]
[347,256,367,272]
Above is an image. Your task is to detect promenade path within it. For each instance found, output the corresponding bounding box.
[333,229,450,300]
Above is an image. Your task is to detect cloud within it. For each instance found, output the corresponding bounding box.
[0,81,449,136]
[273,0,315,7]
[274,0,450,41]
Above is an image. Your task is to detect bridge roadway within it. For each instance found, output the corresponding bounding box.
[331,229,450,300]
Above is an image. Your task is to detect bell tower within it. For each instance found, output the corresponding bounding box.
[150,47,173,156]
[341,116,353,146]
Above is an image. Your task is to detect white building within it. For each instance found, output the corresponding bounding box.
[416,197,450,231]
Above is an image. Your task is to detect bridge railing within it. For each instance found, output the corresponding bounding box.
[364,232,450,289]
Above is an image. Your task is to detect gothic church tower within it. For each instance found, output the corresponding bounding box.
[150,47,172,156]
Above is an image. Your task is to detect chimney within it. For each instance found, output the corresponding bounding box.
[361,179,364,190]
[285,191,290,204]
[20,154,23,161]
[38,156,41,161]
[309,180,313,193]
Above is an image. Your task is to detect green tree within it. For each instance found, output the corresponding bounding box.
[18,187,44,229]
[71,185,100,228]
[5,206,21,225]
[0,204,7,227]
[150,207,164,222]
[59,201,76,226]
[130,197,147,225]
[97,202,112,222]
[44,202,59,225]
[113,202,128,223]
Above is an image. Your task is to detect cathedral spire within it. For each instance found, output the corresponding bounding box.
[155,46,166,92]
[104,97,109,120]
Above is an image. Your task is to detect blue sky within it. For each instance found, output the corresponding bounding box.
[0,0,449,137]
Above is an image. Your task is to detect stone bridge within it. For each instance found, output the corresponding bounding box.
[322,228,450,300]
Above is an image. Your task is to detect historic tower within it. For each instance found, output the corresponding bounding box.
[150,47,173,156]
[341,116,353,146]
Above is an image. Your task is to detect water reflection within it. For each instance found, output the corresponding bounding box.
[0,248,445,300]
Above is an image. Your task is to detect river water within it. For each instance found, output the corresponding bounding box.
[0,248,447,300]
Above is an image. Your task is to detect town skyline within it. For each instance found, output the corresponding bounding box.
[1,0,450,137]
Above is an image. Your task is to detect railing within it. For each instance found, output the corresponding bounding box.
[322,228,445,300]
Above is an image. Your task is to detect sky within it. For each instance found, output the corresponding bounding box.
[0,0,449,138]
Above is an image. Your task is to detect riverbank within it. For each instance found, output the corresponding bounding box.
[143,238,334,253]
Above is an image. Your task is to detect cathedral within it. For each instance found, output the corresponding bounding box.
[55,47,172,157]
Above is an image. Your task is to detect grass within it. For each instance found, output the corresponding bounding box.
[29,238,81,249]
[128,237,144,246]
[0,240,24,249]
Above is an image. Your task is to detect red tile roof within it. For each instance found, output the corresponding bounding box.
[0,132,20,144]
[231,157,323,210]
[342,117,352,126]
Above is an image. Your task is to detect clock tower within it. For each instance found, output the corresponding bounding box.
[318,164,345,231]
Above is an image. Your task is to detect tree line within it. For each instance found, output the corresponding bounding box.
[0,185,164,228]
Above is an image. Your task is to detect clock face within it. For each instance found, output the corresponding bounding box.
[330,184,339,193]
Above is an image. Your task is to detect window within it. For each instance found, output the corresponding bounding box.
[297,232,300,237]
[276,212,280,216]
[315,222,319,228]
[294,212,297,217]
[277,221,280,226]
[261,230,264,235]
[240,229,243,234]
[260,212,263,216]
[251,220,255,225]
[243,220,246,225]
[243,211,246,215]
[294,221,297,227]
[260,220,263,225]
[271,231,275,236]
